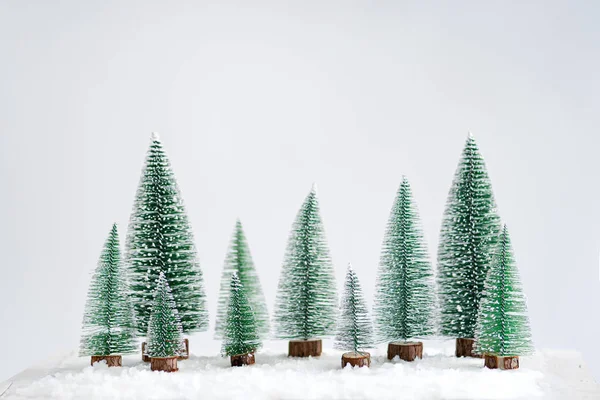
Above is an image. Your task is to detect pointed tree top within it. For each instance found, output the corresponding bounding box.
[347,262,354,272]
[311,182,318,194]
[151,132,161,142]
[110,223,118,234]
[468,131,474,139]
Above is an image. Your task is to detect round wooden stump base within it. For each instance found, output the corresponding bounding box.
[387,341,423,361]
[231,353,255,367]
[456,338,482,358]
[341,352,370,368]
[288,339,322,357]
[484,355,519,370]
[150,356,178,372]
[91,355,122,367]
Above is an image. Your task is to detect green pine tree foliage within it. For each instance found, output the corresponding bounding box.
[373,178,436,343]
[215,219,269,339]
[221,272,261,357]
[146,271,185,358]
[474,225,533,357]
[273,185,337,340]
[80,224,137,356]
[437,134,502,339]
[125,133,208,335]
[335,264,374,354]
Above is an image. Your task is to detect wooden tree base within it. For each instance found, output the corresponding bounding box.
[484,355,519,370]
[387,341,423,361]
[341,352,370,368]
[288,339,322,357]
[230,353,255,367]
[150,357,178,372]
[456,338,482,358]
[142,338,189,362]
[90,355,122,367]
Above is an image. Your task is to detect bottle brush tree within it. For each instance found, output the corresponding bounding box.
[273,185,337,357]
[373,177,436,361]
[475,225,534,370]
[215,219,269,339]
[125,133,208,340]
[146,271,184,372]
[221,272,262,366]
[335,264,374,368]
[80,224,137,367]
[437,134,502,357]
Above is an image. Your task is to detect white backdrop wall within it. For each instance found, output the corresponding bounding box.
[1,0,599,382]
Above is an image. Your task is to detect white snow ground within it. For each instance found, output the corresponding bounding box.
[1,334,598,400]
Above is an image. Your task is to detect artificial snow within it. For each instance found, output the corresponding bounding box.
[2,335,598,399]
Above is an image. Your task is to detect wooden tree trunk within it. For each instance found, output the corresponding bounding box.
[387,341,423,361]
[288,339,322,357]
[341,352,370,368]
[456,338,482,358]
[150,357,178,372]
[142,338,189,362]
[484,355,519,370]
[90,355,122,367]
[230,352,255,367]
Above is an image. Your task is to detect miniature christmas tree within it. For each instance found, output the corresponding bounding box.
[273,185,337,357]
[437,134,502,357]
[475,225,533,370]
[222,272,261,366]
[80,224,137,366]
[125,133,208,336]
[374,178,435,361]
[335,264,374,368]
[146,271,184,372]
[215,219,269,339]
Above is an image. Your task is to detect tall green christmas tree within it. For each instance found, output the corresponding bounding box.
[335,264,374,354]
[146,272,185,358]
[273,185,337,341]
[474,225,533,357]
[80,224,137,357]
[125,133,208,335]
[437,134,502,342]
[221,272,261,358]
[373,178,436,344]
[215,219,269,339]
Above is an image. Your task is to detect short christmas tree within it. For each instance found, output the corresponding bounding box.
[125,133,208,335]
[221,272,261,366]
[437,134,502,356]
[373,178,435,352]
[335,264,374,368]
[146,271,184,359]
[273,185,337,356]
[80,224,137,364]
[215,219,269,339]
[474,225,533,368]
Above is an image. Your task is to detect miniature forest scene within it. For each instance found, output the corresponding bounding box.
[474,225,534,370]
[221,272,262,366]
[273,185,338,357]
[79,224,137,367]
[437,134,502,358]
[335,264,374,368]
[374,177,436,362]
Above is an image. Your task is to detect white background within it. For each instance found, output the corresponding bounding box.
[1,0,599,383]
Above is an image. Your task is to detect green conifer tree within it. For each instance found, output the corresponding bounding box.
[215,219,269,339]
[221,272,261,357]
[474,225,533,356]
[146,272,185,358]
[80,224,137,356]
[126,133,208,335]
[373,178,436,343]
[273,185,337,340]
[335,264,374,354]
[437,134,502,339]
